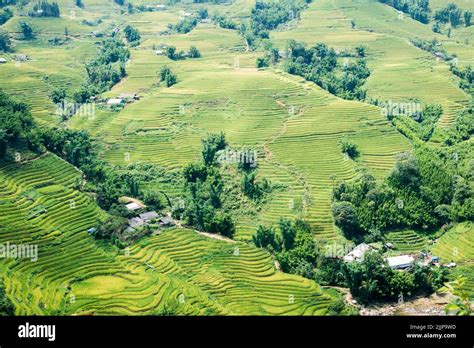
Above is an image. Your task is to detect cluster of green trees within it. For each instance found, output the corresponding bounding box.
[73,38,129,103]
[187,46,201,58]
[444,108,474,145]
[339,138,359,159]
[253,219,318,278]
[384,103,444,142]
[0,7,12,25]
[256,42,281,68]
[409,104,443,141]
[19,21,34,40]
[123,25,140,46]
[0,0,13,49]
[445,65,474,143]
[165,45,201,60]
[177,133,236,237]
[0,90,35,158]
[171,16,199,34]
[159,66,177,87]
[378,0,431,24]
[29,0,60,17]
[285,41,370,101]
[0,92,125,208]
[381,0,472,34]
[48,34,70,47]
[410,38,455,61]
[169,9,208,34]
[434,3,472,28]
[450,64,474,94]
[0,91,96,169]
[241,0,310,48]
[0,29,11,52]
[86,38,129,89]
[242,171,270,200]
[0,0,19,7]
[332,147,472,242]
[40,127,94,168]
[212,13,237,30]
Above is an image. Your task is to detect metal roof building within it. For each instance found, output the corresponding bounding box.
[386,255,415,269]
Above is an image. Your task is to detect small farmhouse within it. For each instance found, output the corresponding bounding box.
[128,217,145,228]
[159,216,174,226]
[139,211,159,222]
[107,98,124,106]
[386,255,414,270]
[125,202,141,211]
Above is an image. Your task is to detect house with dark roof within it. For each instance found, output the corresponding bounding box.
[159,216,174,226]
[139,211,159,221]
[128,217,145,228]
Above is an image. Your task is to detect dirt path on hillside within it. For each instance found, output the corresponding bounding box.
[197,231,236,243]
[325,286,357,307]
[359,293,453,316]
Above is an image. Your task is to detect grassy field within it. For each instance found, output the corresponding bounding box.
[0,0,472,315]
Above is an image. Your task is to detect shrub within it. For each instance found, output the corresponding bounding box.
[159,66,177,87]
[339,138,359,158]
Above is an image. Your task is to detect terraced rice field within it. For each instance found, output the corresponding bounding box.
[431,222,474,263]
[449,264,474,297]
[0,154,124,314]
[271,0,473,127]
[0,155,339,315]
[72,228,337,315]
[386,230,429,254]
[430,223,474,296]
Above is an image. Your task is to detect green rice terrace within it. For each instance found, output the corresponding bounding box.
[0,0,472,316]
